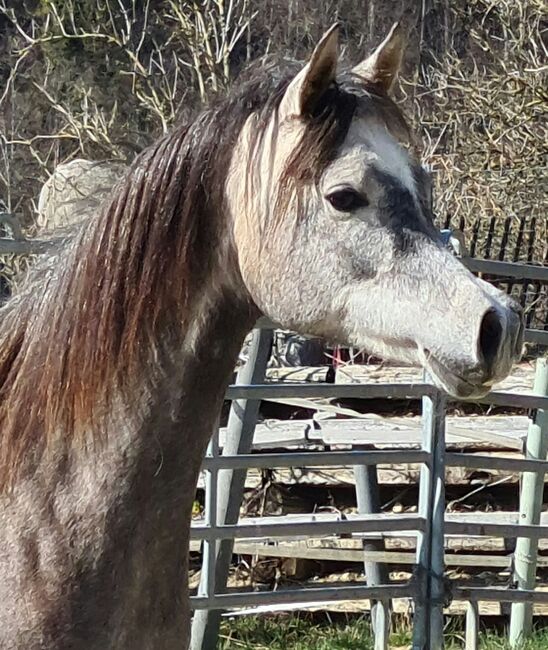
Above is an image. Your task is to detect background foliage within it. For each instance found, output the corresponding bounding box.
[0,1,546,259]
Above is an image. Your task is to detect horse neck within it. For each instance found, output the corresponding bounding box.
[0,288,255,649]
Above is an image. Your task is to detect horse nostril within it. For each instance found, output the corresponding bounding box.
[479,309,503,373]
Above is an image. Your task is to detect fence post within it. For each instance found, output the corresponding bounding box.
[465,601,479,650]
[509,358,548,647]
[412,382,447,650]
[190,327,274,650]
[354,459,390,650]
[201,431,220,606]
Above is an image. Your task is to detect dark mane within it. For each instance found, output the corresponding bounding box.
[0,60,409,490]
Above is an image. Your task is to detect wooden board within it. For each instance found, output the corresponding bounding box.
[218,419,315,450]
[265,361,537,395]
[334,360,537,395]
[189,540,548,569]
[218,414,529,452]
[266,367,332,383]
[310,415,528,450]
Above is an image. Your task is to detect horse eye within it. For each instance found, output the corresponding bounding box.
[326,188,369,212]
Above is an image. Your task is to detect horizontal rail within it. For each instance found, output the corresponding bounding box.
[0,238,58,255]
[190,583,415,610]
[462,257,548,283]
[473,391,548,410]
[187,540,548,568]
[453,587,548,604]
[202,450,548,474]
[226,382,548,410]
[197,571,548,610]
[201,449,429,471]
[226,382,434,400]
[446,453,548,473]
[190,583,548,610]
[445,521,548,539]
[191,513,425,541]
[524,329,548,346]
[0,234,545,281]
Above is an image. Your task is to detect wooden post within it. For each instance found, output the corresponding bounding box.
[190,328,273,650]
[509,359,548,647]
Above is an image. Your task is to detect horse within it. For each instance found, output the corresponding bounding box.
[0,22,523,649]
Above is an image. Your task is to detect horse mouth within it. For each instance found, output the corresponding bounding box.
[420,350,492,400]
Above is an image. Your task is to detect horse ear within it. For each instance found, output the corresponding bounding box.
[279,23,339,119]
[351,22,406,93]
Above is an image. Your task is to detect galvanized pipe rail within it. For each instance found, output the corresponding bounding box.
[412,385,447,650]
[191,583,416,611]
[509,359,548,647]
[225,381,548,410]
[354,456,391,650]
[200,449,430,470]
[191,513,426,542]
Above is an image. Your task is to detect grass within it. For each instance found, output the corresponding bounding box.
[218,615,548,649]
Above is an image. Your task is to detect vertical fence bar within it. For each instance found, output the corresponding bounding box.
[203,432,219,601]
[429,388,447,648]
[412,382,447,650]
[413,396,434,650]
[465,601,479,650]
[190,327,273,650]
[509,358,548,647]
[354,459,390,650]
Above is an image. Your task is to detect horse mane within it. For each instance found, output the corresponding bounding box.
[0,60,409,490]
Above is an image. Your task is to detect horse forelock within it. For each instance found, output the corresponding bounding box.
[235,65,411,240]
[0,59,410,490]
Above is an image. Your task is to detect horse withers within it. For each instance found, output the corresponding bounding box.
[0,22,522,650]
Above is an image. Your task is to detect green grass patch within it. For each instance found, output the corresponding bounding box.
[218,615,548,649]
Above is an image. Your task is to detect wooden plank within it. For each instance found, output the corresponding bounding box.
[218,419,315,450]
[189,540,548,569]
[217,415,529,452]
[265,367,333,383]
[335,361,537,396]
[312,415,528,450]
[190,532,548,554]
[445,417,527,449]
